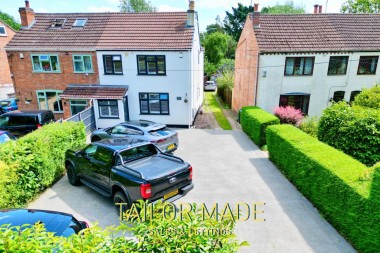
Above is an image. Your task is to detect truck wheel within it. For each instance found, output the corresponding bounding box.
[114,191,129,217]
[66,164,80,186]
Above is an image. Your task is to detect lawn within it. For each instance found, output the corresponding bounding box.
[204,92,232,130]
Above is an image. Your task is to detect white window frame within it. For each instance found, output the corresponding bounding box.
[36,90,63,112]
[0,26,7,36]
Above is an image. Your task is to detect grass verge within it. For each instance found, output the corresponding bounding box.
[204,91,232,130]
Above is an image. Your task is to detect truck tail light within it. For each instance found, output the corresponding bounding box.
[36,124,42,129]
[189,166,193,180]
[140,183,152,198]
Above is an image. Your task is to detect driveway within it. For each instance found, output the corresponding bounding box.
[29,129,355,253]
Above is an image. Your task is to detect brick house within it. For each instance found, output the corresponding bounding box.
[233,4,380,116]
[6,1,203,127]
[0,20,16,99]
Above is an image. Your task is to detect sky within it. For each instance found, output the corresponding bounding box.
[2,0,347,32]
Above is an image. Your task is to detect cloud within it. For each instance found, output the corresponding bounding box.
[157,5,185,12]
[87,6,118,12]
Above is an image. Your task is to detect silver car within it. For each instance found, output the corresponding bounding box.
[204,81,216,91]
[90,120,179,153]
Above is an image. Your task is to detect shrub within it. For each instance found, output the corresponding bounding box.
[0,201,248,252]
[299,116,319,137]
[216,69,234,91]
[273,106,304,125]
[240,106,280,146]
[353,85,380,109]
[318,102,380,166]
[266,124,380,252]
[0,122,86,208]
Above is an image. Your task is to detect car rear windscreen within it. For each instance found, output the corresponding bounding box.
[149,127,172,136]
[0,101,11,107]
[7,116,38,126]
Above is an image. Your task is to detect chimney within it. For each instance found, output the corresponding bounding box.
[252,3,260,28]
[19,0,35,28]
[314,4,319,14]
[319,5,323,13]
[187,0,195,27]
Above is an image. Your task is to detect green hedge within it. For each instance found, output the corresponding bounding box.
[240,106,279,146]
[267,124,380,252]
[0,122,86,208]
[318,102,380,166]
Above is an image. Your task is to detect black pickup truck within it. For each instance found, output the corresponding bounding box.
[65,138,193,214]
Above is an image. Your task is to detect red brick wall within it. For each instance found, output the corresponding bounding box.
[7,51,99,118]
[232,15,260,111]
[0,22,16,86]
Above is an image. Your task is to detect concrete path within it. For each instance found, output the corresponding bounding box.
[29,129,355,253]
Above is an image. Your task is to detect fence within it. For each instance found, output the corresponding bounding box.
[62,107,96,134]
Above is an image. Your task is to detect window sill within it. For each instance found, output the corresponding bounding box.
[357,73,377,75]
[139,113,169,115]
[74,71,95,74]
[327,74,347,76]
[33,71,62,74]
[98,117,120,119]
[284,74,313,77]
[137,74,167,76]
[103,73,123,75]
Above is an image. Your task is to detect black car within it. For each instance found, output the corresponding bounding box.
[0,110,55,137]
[0,209,89,237]
[65,138,193,214]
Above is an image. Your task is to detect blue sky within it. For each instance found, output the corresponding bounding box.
[2,0,346,31]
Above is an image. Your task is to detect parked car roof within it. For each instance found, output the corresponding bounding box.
[0,109,52,116]
[0,209,84,236]
[94,138,150,151]
[121,120,165,130]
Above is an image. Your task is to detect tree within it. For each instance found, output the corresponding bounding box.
[223,3,254,41]
[341,0,380,13]
[0,11,21,30]
[353,85,380,109]
[261,1,306,14]
[119,0,157,12]
[203,32,229,65]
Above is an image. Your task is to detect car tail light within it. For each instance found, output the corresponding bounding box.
[36,124,42,129]
[140,183,152,198]
[189,166,193,180]
[150,138,167,144]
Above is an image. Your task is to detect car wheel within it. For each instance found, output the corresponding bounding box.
[91,136,101,142]
[113,191,129,217]
[66,164,81,186]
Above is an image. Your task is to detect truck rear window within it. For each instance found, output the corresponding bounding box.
[119,144,157,163]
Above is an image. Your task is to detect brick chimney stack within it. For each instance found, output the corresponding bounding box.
[314,4,319,14]
[252,3,260,28]
[19,0,35,28]
[187,0,195,27]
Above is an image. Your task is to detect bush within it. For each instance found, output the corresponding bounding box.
[299,116,319,137]
[240,106,280,146]
[273,106,304,125]
[0,201,248,252]
[353,85,380,109]
[318,102,380,166]
[0,122,86,208]
[266,124,380,252]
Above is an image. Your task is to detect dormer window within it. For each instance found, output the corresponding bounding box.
[73,19,87,27]
[50,19,66,28]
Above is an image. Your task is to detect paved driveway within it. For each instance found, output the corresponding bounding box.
[29,129,355,253]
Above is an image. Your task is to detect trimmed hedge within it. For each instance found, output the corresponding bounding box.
[267,124,380,252]
[318,102,380,166]
[240,106,280,146]
[0,122,86,208]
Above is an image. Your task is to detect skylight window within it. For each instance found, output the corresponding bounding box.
[73,19,87,27]
[50,19,66,28]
